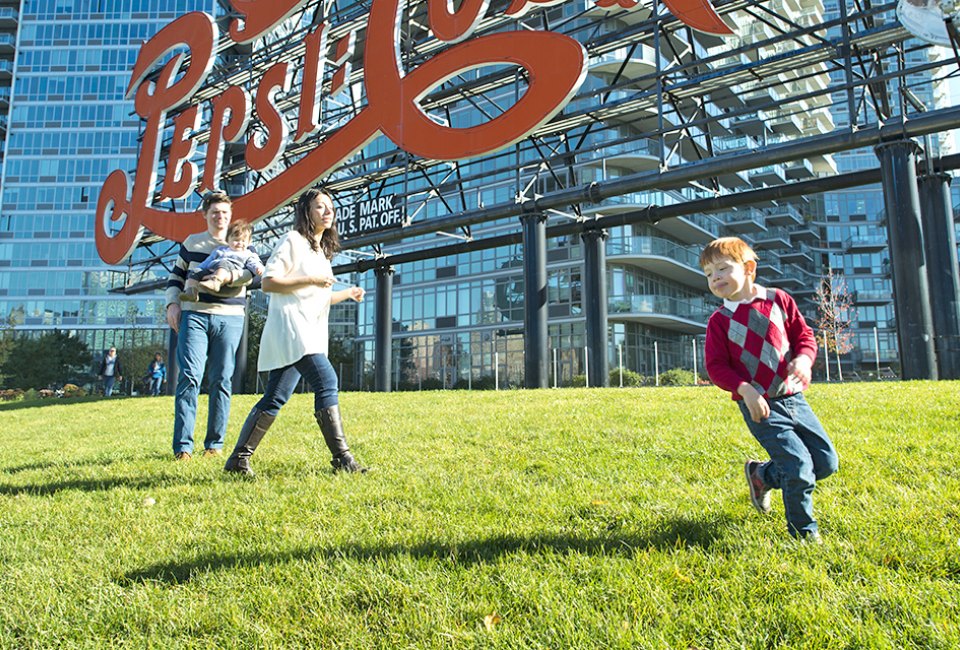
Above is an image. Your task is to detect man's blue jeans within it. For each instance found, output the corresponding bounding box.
[255,353,339,416]
[103,376,115,397]
[739,392,838,538]
[173,311,244,455]
[149,377,163,396]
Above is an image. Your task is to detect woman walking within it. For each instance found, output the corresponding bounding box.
[225,188,367,476]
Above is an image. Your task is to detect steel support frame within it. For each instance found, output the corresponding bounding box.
[875,140,937,380]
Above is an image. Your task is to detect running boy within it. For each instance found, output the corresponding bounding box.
[180,222,264,302]
[699,236,838,543]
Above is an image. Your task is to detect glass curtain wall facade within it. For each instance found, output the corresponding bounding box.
[0,0,216,358]
[0,0,952,389]
[350,0,834,389]
[820,0,950,374]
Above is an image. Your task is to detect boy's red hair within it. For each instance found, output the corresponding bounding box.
[699,236,758,270]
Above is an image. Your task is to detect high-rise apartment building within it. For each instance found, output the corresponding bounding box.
[0,0,954,390]
[0,0,217,357]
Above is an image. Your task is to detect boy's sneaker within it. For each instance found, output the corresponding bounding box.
[801,531,823,545]
[744,460,772,514]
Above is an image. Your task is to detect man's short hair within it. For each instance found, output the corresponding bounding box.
[699,236,758,269]
[201,191,232,213]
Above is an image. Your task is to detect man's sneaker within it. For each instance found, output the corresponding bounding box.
[202,448,223,457]
[174,451,192,461]
[744,460,772,514]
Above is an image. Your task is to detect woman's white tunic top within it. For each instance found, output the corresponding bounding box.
[257,231,332,372]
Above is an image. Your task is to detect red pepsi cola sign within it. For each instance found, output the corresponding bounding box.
[96,0,731,264]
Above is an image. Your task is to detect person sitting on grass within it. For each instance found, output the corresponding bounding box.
[699,236,838,544]
[179,221,264,302]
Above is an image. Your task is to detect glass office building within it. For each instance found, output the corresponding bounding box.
[0,0,217,357]
[0,0,954,389]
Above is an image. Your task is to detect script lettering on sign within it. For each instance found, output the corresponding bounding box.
[95,0,732,264]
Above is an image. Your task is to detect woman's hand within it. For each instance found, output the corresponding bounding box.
[346,286,365,302]
[313,275,335,288]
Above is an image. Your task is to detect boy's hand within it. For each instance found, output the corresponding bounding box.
[738,383,770,423]
[787,355,813,387]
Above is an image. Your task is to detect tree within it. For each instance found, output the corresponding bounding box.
[0,330,92,390]
[813,269,855,381]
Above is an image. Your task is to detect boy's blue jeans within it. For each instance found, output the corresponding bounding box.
[738,392,838,538]
[254,353,339,416]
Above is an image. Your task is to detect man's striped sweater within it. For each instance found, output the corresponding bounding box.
[164,231,253,316]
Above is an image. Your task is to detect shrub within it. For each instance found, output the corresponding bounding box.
[38,389,56,399]
[62,383,87,398]
[453,375,498,390]
[658,368,696,386]
[0,388,24,401]
[419,378,444,391]
[608,368,647,387]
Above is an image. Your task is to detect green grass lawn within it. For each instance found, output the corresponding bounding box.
[1,382,958,649]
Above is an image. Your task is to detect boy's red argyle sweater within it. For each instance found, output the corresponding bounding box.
[705,286,818,401]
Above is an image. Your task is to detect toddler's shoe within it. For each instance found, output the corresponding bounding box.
[744,459,772,514]
[179,287,199,302]
[197,278,223,293]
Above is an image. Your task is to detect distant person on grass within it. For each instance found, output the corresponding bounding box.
[165,191,256,461]
[700,236,838,543]
[146,352,166,396]
[98,347,123,397]
[224,188,368,477]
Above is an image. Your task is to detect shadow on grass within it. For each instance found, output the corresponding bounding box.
[122,514,733,585]
[2,451,171,475]
[0,395,138,412]
[0,470,214,497]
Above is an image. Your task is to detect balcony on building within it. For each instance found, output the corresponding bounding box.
[749,163,787,186]
[589,45,659,79]
[789,222,821,242]
[0,86,9,109]
[768,111,804,136]
[853,289,893,304]
[763,204,803,227]
[579,137,663,173]
[752,227,792,250]
[729,110,768,137]
[740,81,781,108]
[582,0,652,24]
[606,235,707,289]
[0,32,13,54]
[0,59,11,81]
[785,158,815,179]
[777,263,809,289]
[716,209,768,234]
[608,293,709,334]
[581,193,721,244]
[0,6,16,29]
[845,233,887,252]
[779,241,814,264]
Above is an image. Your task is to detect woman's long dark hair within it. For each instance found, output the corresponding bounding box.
[294,188,341,260]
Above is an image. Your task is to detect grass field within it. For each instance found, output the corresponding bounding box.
[1,382,958,649]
